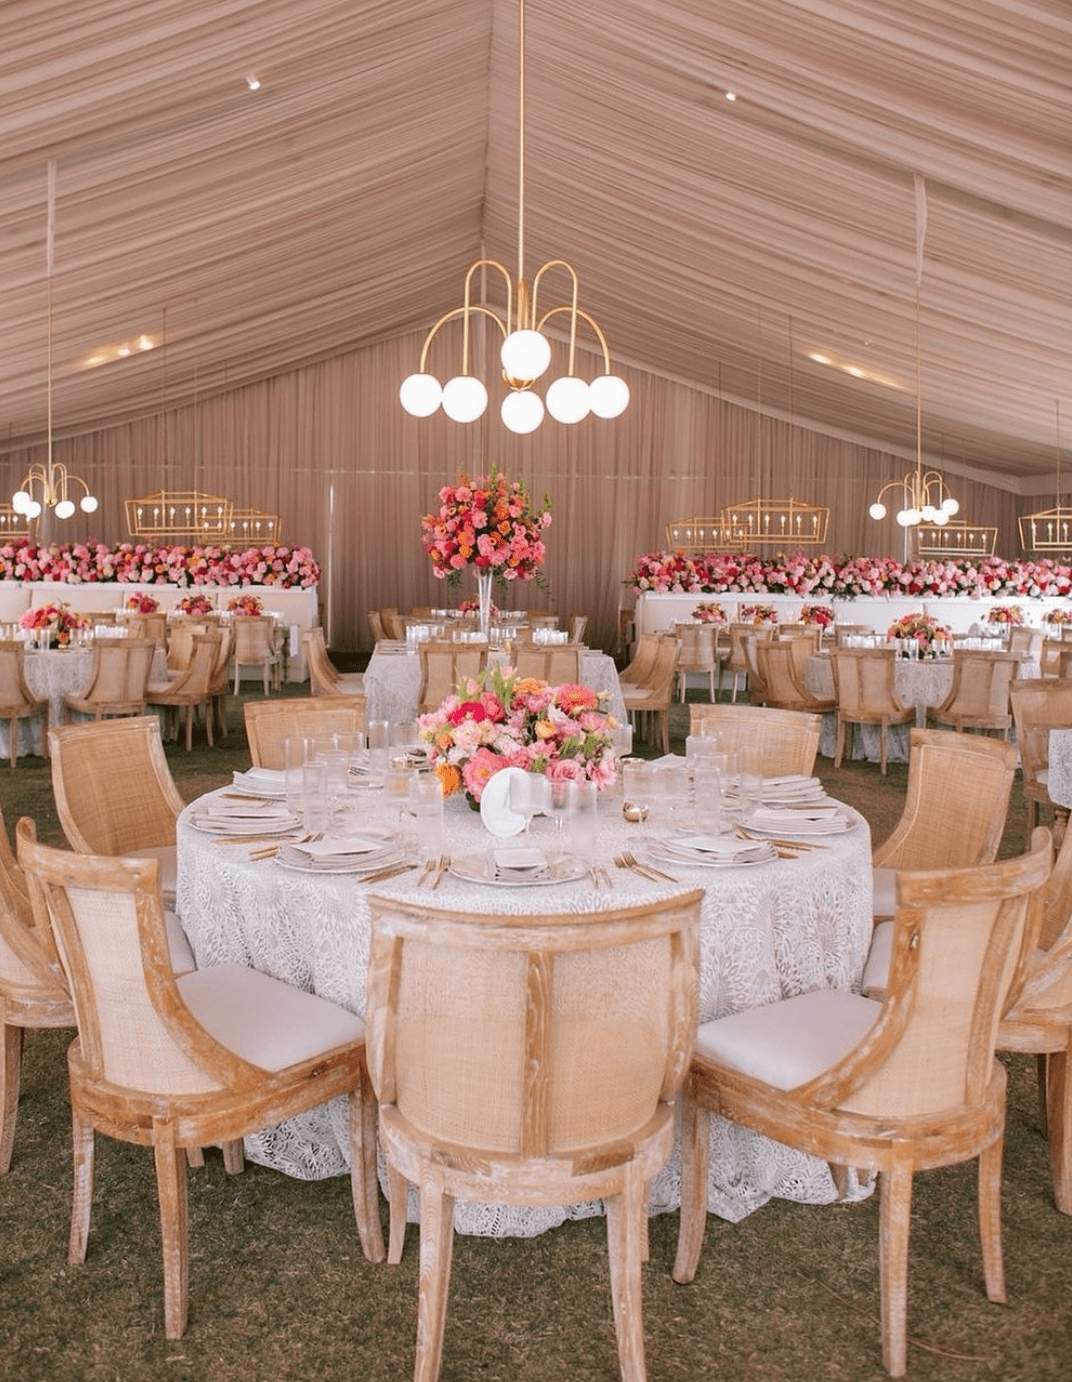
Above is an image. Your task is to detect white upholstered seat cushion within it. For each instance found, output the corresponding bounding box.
[694,988,881,1090]
[164,908,197,977]
[872,866,897,919]
[128,844,178,908]
[177,963,365,1072]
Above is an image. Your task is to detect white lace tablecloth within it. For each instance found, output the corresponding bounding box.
[1048,729,1072,808]
[363,646,628,726]
[805,652,955,763]
[177,783,873,1234]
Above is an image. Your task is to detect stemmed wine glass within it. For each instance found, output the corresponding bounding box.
[508,772,551,834]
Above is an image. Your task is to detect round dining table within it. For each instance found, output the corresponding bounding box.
[177,774,874,1234]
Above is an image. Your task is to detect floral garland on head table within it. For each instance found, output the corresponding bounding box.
[420,469,552,585]
[0,539,319,587]
[418,664,618,806]
[626,549,1072,600]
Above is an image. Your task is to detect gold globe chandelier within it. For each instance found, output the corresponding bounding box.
[11,161,98,525]
[399,0,628,434]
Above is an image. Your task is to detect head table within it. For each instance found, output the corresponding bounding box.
[176,779,873,1235]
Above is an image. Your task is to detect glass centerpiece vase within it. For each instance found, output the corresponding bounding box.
[476,569,494,641]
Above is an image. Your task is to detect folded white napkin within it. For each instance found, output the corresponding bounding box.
[746,806,847,835]
[204,798,293,820]
[232,768,288,796]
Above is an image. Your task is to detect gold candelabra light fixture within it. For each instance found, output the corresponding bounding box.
[10,161,99,528]
[126,490,234,542]
[665,518,744,553]
[719,496,830,548]
[227,507,282,543]
[399,0,628,433]
[1019,401,1072,557]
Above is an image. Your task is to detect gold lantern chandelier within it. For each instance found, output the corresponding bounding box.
[398,0,628,434]
[1019,401,1072,557]
[10,161,99,527]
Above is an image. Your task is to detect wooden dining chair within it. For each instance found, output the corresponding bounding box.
[831,647,915,775]
[366,888,702,1382]
[0,805,74,1174]
[243,695,368,769]
[673,832,1052,1378]
[62,637,156,721]
[1008,678,1072,830]
[0,641,50,767]
[688,704,821,777]
[304,626,366,697]
[145,632,221,751]
[620,634,679,754]
[17,830,385,1339]
[756,641,835,715]
[862,729,1018,996]
[512,643,583,685]
[925,650,1020,737]
[123,611,169,644]
[672,622,720,702]
[230,615,283,695]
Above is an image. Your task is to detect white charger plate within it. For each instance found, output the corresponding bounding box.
[449,852,587,887]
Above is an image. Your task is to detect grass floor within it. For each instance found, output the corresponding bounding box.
[0,690,1070,1380]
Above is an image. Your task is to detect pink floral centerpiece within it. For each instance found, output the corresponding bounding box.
[227,593,264,616]
[421,469,551,582]
[986,604,1024,626]
[739,603,778,625]
[19,602,88,646]
[1045,608,1072,626]
[417,664,618,806]
[457,598,497,617]
[177,593,214,616]
[886,612,952,655]
[125,594,160,613]
[799,603,835,628]
[691,602,726,624]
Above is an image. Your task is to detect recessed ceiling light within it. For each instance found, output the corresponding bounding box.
[247,75,261,91]
[725,91,737,101]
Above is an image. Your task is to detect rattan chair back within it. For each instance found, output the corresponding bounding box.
[231,615,282,695]
[512,644,583,685]
[831,647,915,774]
[244,695,368,769]
[0,641,49,767]
[688,703,821,777]
[756,642,833,714]
[1009,678,1072,830]
[63,638,156,720]
[417,641,487,713]
[927,650,1020,735]
[49,716,185,857]
[872,728,1016,872]
[124,612,169,644]
[672,622,719,701]
[366,888,702,1382]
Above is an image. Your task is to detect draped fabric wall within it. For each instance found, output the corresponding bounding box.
[16,328,1020,653]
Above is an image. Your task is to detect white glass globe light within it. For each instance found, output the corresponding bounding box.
[921,504,938,522]
[12,490,31,515]
[399,373,443,417]
[54,498,76,519]
[441,375,488,423]
[941,496,959,516]
[501,389,545,434]
[895,509,913,527]
[588,374,630,418]
[25,499,42,519]
[545,376,591,424]
[932,508,950,526]
[80,494,99,514]
[868,502,887,520]
[500,330,551,383]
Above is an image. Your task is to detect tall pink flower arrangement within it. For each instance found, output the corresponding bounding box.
[421,470,551,583]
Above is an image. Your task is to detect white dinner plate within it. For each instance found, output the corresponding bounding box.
[646,837,777,868]
[449,851,587,887]
[478,766,529,837]
[189,812,301,836]
[740,808,851,837]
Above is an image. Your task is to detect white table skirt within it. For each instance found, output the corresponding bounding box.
[363,646,628,727]
[177,784,873,1234]
[1048,729,1072,808]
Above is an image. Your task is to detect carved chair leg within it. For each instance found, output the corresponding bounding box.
[153,1120,190,1340]
[222,1138,245,1174]
[0,1021,25,1174]
[1045,1046,1072,1214]
[977,1134,1007,1303]
[878,1163,913,1378]
[68,1108,95,1265]
[606,1161,649,1382]
[414,1178,455,1382]
[347,1079,385,1263]
[386,1162,409,1264]
[672,1089,710,1285]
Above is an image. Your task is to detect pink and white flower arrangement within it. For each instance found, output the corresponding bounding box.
[19,602,88,644]
[799,604,835,627]
[886,612,952,652]
[417,664,618,805]
[986,604,1025,626]
[457,598,497,616]
[739,603,778,625]
[691,602,727,624]
[227,593,264,616]
[1045,608,1072,625]
[0,539,320,588]
[421,469,552,583]
[125,593,160,613]
[177,593,214,616]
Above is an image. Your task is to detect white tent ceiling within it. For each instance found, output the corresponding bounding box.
[2,0,1070,493]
